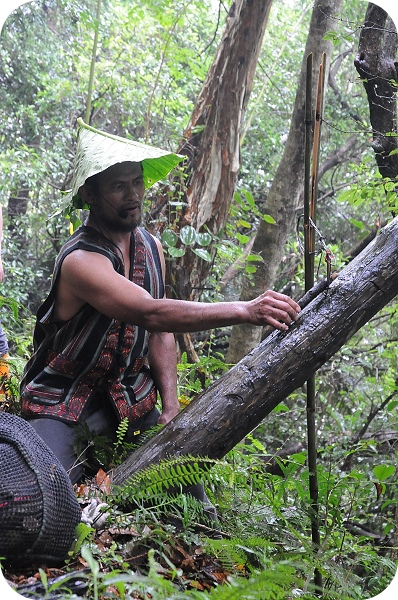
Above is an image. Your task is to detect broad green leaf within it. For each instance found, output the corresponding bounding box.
[373,464,395,481]
[245,433,266,452]
[247,254,263,262]
[162,229,178,247]
[291,452,307,465]
[273,403,289,413]
[349,218,365,230]
[167,247,185,258]
[192,247,212,261]
[263,214,276,224]
[196,232,212,246]
[323,30,338,41]
[348,470,364,481]
[242,189,255,209]
[236,233,250,244]
[383,522,395,535]
[68,119,184,209]
[338,188,355,203]
[245,265,257,273]
[180,225,197,245]
[237,219,251,228]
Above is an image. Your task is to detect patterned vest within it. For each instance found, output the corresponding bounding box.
[20,225,164,425]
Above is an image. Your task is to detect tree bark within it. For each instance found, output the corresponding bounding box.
[112,216,398,486]
[167,0,273,303]
[226,0,345,363]
[354,3,398,180]
[7,189,29,246]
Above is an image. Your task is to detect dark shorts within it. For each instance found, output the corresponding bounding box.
[27,398,160,484]
[27,398,216,518]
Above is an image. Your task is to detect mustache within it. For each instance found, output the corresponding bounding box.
[97,192,141,219]
[119,203,141,219]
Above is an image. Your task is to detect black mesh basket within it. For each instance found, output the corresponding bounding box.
[0,412,81,565]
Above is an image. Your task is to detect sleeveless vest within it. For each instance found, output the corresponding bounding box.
[20,225,164,425]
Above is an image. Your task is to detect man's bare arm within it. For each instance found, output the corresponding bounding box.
[148,331,180,425]
[55,250,300,332]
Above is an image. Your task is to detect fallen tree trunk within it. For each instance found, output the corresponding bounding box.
[113,217,398,486]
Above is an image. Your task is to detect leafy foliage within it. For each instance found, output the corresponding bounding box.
[7,431,396,598]
[112,455,222,507]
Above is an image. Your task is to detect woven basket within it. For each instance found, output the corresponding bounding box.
[0,412,81,565]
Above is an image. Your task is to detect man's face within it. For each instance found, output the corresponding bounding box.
[85,162,145,231]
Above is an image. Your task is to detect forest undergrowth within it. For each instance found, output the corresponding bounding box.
[1,336,397,600]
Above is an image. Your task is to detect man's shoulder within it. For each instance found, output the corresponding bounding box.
[56,226,123,274]
[60,225,120,257]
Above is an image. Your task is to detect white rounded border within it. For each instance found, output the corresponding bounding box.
[0,0,397,598]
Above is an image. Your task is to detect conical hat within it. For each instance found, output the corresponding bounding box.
[67,118,184,209]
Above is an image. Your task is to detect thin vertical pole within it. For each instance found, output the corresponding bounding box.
[304,52,326,596]
[304,53,313,291]
[85,0,102,125]
[310,53,326,233]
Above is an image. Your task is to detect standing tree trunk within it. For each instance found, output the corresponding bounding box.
[354,3,398,180]
[113,216,398,485]
[169,0,273,303]
[7,188,29,247]
[226,0,344,363]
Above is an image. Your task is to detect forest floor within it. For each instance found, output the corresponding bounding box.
[2,469,233,599]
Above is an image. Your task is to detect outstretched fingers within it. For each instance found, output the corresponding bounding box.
[255,290,301,330]
[273,298,300,323]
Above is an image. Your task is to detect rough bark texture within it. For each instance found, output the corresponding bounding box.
[7,188,28,243]
[226,0,345,363]
[112,217,398,486]
[168,0,273,302]
[354,3,398,179]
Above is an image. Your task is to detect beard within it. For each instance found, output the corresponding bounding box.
[108,213,142,232]
[91,203,142,233]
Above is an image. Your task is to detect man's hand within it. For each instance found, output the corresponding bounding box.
[246,290,301,331]
[157,403,180,425]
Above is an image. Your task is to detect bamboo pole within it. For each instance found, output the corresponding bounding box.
[304,53,326,596]
[84,0,102,125]
[304,53,313,290]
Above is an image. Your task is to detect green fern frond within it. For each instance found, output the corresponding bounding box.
[197,562,298,599]
[202,535,279,577]
[114,417,129,449]
[134,423,163,446]
[113,455,225,506]
[203,538,245,573]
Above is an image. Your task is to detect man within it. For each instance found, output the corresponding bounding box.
[20,120,300,491]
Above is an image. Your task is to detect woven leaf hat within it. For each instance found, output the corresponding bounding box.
[67,118,184,209]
